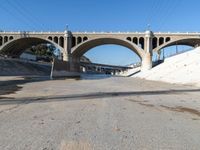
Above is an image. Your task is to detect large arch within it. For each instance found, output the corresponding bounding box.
[0,37,64,57]
[71,37,145,60]
[153,37,200,53]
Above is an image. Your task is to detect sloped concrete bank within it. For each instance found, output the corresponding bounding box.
[134,47,200,87]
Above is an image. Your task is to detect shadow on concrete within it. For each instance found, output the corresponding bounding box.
[0,88,200,105]
[0,74,113,97]
[0,76,50,96]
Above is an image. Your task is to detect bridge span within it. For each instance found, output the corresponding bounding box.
[1,30,200,77]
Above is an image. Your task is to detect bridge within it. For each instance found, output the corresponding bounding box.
[80,62,133,75]
[1,30,200,77]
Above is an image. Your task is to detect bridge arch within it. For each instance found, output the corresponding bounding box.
[0,37,64,57]
[71,37,145,60]
[153,37,200,53]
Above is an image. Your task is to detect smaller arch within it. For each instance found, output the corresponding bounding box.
[4,36,8,43]
[0,36,2,46]
[72,36,76,47]
[83,36,88,41]
[139,37,144,49]
[59,36,64,48]
[152,37,158,49]
[133,37,138,45]
[9,36,14,41]
[77,37,82,44]
[48,36,53,40]
[126,37,131,41]
[53,36,58,44]
[165,37,171,42]
[159,37,164,45]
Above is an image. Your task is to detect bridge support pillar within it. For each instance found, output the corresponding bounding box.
[141,30,153,72]
[62,30,71,62]
[51,30,80,78]
[70,57,81,72]
[141,52,152,71]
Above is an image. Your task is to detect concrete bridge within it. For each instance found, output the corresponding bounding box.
[1,30,200,77]
[80,62,133,75]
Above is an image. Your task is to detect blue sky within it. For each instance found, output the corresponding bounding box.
[0,0,199,65]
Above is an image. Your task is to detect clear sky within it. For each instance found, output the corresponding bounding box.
[0,0,199,65]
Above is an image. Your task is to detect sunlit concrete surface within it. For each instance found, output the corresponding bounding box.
[0,76,200,150]
[135,47,200,87]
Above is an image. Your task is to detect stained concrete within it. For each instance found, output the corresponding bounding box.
[0,76,200,150]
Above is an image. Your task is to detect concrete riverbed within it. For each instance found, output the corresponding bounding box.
[0,75,200,150]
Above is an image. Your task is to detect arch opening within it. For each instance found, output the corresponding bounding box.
[153,42,194,62]
[72,38,143,76]
[139,37,144,49]
[72,38,143,59]
[159,37,164,46]
[0,37,63,76]
[133,37,138,45]
[72,36,76,47]
[53,36,58,44]
[48,36,53,41]
[126,37,131,41]
[166,37,170,42]
[83,37,88,41]
[152,37,158,49]
[77,37,82,45]
[59,36,64,48]
[4,36,8,43]
[154,38,200,54]
[81,44,141,75]
[9,36,14,40]
[0,37,62,58]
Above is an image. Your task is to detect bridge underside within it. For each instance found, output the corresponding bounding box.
[155,38,200,53]
[0,38,51,57]
[72,38,143,59]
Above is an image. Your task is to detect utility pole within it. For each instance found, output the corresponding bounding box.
[163,48,165,60]
[176,42,178,54]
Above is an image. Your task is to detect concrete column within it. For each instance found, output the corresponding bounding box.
[141,52,152,71]
[2,36,4,45]
[70,56,80,72]
[141,30,153,71]
[157,51,161,60]
[63,30,73,62]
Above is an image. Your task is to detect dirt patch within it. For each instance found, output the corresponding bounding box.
[161,105,200,117]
